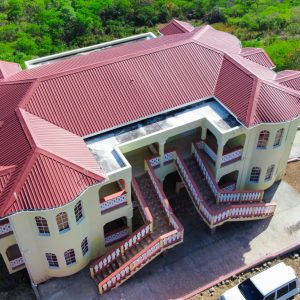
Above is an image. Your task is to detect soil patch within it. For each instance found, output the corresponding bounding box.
[283,161,300,193]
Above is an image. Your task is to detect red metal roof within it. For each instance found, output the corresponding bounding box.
[0,61,21,80]
[0,19,300,216]
[275,70,300,92]
[23,42,223,136]
[160,19,195,35]
[240,48,275,69]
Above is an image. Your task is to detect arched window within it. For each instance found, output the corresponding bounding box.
[265,165,275,182]
[81,237,88,256]
[64,249,76,265]
[273,128,284,147]
[257,130,270,149]
[35,216,50,235]
[74,201,83,223]
[56,212,69,232]
[250,167,261,183]
[45,253,59,268]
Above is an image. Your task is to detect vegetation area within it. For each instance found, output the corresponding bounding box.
[0,0,299,70]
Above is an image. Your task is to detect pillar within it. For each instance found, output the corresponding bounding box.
[126,216,133,234]
[201,127,207,141]
[215,142,224,169]
[159,140,166,167]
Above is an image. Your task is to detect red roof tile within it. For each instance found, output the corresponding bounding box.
[0,61,21,80]
[275,70,300,92]
[240,48,275,69]
[160,19,195,35]
[0,20,300,216]
[23,42,223,136]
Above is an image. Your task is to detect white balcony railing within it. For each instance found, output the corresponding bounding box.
[100,191,127,214]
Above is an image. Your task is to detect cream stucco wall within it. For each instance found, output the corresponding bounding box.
[0,105,299,285]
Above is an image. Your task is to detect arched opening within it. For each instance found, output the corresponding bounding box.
[99,180,127,214]
[103,217,129,246]
[6,244,24,270]
[165,127,202,158]
[218,171,239,191]
[221,134,246,166]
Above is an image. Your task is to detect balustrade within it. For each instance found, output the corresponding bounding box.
[10,256,24,270]
[100,191,127,214]
[0,219,13,237]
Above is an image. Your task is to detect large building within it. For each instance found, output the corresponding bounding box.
[0,19,299,294]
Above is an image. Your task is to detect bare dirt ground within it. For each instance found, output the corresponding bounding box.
[283,161,300,193]
[189,250,300,300]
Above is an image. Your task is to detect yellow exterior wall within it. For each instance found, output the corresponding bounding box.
[0,108,299,285]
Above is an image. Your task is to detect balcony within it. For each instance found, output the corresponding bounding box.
[0,219,13,238]
[6,244,25,270]
[104,226,130,246]
[100,190,127,214]
[201,139,243,167]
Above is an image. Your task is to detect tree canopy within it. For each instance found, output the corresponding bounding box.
[0,0,299,70]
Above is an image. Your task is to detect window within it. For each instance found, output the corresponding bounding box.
[250,167,261,183]
[257,130,270,149]
[64,249,76,265]
[265,293,275,300]
[277,285,288,298]
[45,253,59,268]
[56,212,69,232]
[35,216,50,235]
[273,128,284,147]
[265,165,275,182]
[289,281,296,291]
[81,237,88,256]
[74,201,83,223]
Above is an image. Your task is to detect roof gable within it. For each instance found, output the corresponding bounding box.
[160,19,195,35]
[18,109,104,178]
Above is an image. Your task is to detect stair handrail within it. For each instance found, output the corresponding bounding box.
[145,155,184,233]
[90,178,153,277]
[192,141,264,203]
[175,150,276,227]
[98,229,182,294]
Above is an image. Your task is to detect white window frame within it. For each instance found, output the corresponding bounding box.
[56,212,70,233]
[273,128,284,147]
[257,130,270,149]
[74,201,84,223]
[81,237,88,256]
[35,216,50,236]
[46,253,59,268]
[265,165,275,182]
[64,249,76,266]
[250,167,261,183]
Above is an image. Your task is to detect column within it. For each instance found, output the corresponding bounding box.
[199,127,207,150]
[126,216,133,235]
[159,140,166,167]
[215,142,224,169]
[201,127,207,141]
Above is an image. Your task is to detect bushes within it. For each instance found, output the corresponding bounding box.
[0,0,298,71]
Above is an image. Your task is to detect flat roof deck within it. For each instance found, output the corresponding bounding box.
[86,98,241,174]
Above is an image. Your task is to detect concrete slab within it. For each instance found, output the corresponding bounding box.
[290,130,300,159]
[38,176,300,300]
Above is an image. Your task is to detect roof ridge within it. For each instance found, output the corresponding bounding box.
[18,79,40,109]
[262,79,300,97]
[31,38,193,83]
[245,77,262,126]
[276,71,300,83]
[0,148,36,217]
[17,109,105,180]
